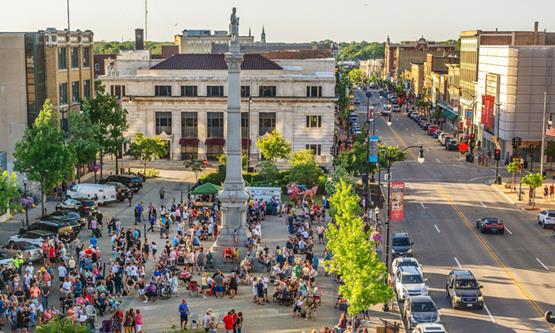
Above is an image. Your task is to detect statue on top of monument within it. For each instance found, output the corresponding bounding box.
[230,7,239,42]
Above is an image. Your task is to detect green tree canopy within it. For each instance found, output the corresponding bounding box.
[285,149,323,187]
[257,161,281,186]
[337,41,385,61]
[184,159,206,183]
[36,317,90,333]
[94,40,173,55]
[0,170,20,214]
[348,68,364,87]
[522,172,544,207]
[14,100,76,215]
[67,110,101,181]
[325,165,355,197]
[127,132,167,174]
[256,130,292,161]
[325,180,393,315]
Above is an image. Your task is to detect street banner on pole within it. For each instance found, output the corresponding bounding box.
[368,136,379,163]
[390,181,405,222]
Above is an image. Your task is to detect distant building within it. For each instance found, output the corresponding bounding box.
[99,50,336,165]
[359,59,384,79]
[383,36,456,80]
[409,62,424,97]
[174,29,255,53]
[0,28,94,171]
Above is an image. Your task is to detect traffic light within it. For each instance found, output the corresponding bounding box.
[494,149,501,161]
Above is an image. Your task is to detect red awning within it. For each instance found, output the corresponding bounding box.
[179,138,199,145]
[241,138,251,148]
[205,138,225,146]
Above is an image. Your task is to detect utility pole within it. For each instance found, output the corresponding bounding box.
[495,102,502,184]
[540,91,547,177]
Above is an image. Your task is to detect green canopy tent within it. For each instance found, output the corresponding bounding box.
[191,182,222,195]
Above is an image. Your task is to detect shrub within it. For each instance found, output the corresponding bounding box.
[200,171,225,185]
[145,167,160,178]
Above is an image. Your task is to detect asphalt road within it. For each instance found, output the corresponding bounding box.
[354,88,555,333]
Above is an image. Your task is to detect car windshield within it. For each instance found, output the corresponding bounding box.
[547,211,555,217]
[455,279,479,289]
[393,237,410,246]
[401,274,423,284]
[412,301,436,312]
[399,261,418,269]
[486,219,502,225]
[20,233,41,239]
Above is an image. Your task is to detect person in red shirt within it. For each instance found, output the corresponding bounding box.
[223,311,235,333]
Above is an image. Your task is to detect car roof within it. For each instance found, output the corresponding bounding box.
[451,270,475,279]
[398,266,421,275]
[395,257,419,263]
[410,295,433,303]
[393,232,409,238]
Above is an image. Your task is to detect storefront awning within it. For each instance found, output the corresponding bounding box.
[179,138,199,145]
[205,138,225,146]
[438,102,458,121]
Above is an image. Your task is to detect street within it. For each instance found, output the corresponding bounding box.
[355,88,555,333]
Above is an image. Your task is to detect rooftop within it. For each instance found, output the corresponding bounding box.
[150,53,282,70]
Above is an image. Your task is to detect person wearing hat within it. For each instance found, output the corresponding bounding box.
[178,298,190,330]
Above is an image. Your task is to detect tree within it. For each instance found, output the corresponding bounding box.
[336,41,385,61]
[506,159,521,192]
[82,81,128,177]
[325,180,393,316]
[256,130,291,161]
[0,170,20,215]
[285,149,323,187]
[184,159,206,183]
[545,141,555,171]
[127,132,167,174]
[67,111,101,182]
[325,165,355,197]
[522,172,544,208]
[36,317,90,333]
[348,68,363,87]
[257,161,281,186]
[14,100,76,216]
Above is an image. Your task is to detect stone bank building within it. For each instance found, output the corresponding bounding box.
[100,49,336,164]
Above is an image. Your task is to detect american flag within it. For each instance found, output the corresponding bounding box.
[546,124,555,137]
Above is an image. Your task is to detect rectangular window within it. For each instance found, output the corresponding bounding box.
[181,145,198,161]
[82,47,90,67]
[306,115,322,128]
[155,85,172,97]
[259,86,277,97]
[110,85,126,99]
[206,145,224,161]
[59,83,68,105]
[181,85,198,97]
[306,86,322,97]
[207,112,224,138]
[259,112,276,136]
[94,63,100,71]
[155,112,172,135]
[181,112,198,138]
[207,85,224,97]
[241,86,251,98]
[83,80,91,100]
[71,47,79,68]
[305,144,322,156]
[58,47,67,70]
[71,81,80,102]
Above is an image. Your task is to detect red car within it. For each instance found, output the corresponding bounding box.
[427,125,439,135]
[476,218,505,234]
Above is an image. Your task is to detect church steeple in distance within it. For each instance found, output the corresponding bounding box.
[248,27,251,37]
[261,26,266,43]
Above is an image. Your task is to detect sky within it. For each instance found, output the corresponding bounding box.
[1,0,555,43]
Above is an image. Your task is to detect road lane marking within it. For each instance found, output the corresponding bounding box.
[434,224,440,233]
[536,258,550,271]
[480,201,487,208]
[384,118,554,329]
[484,304,496,323]
[454,257,462,268]
[420,202,427,209]
[504,226,513,235]
[435,158,441,163]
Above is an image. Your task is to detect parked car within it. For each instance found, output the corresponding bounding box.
[445,138,459,151]
[56,198,97,216]
[391,232,413,258]
[104,181,134,201]
[446,270,484,309]
[394,266,428,301]
[392,104,401,112]
[404,296,440,329]
[354,97,361,105]
[9,230,55,246]
[381,104,392,116]
[538,210,555,229]
[46,210,86,227]
[349,113,358,124]
[439,134,453,146]
[392,257,422,275]
[432,130,442,139]
[0,241,43,263]
[67,183,118,205]
[0,252,14,266]
[438,133,451,144]
[427,125,438,135]
[99,174,143,192]
[41,215,82,234]
[476,217,505,234]
[20,220,75,241]
[413,323,448,333]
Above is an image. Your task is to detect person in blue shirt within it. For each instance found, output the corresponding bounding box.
[89,235,97,249]
[178,298,190,330]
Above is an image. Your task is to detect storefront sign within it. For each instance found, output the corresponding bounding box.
[465,109,473,126]
[481,95,495,130]
[390,181,405,222]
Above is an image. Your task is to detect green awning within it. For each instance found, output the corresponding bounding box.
[191,182,222,195]
[442,109,458,121]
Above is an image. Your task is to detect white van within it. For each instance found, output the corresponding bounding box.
[67,183,118,205]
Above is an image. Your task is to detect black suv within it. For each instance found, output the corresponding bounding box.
[391,232,413,258]
[20,220,75,242]
[446,270,484,309]
[99,175,143,192]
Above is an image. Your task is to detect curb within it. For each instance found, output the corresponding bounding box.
[488,181,544,215]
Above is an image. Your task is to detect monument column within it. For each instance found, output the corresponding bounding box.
[211,8,249,267]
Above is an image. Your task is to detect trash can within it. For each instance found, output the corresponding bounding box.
[465,153,474,163]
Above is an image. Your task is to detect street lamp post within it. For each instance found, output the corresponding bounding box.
[494,102,502,184]
[518,158,524,201]
[365,91,373,215]
[383,144,425,312]
[23,177,29,227]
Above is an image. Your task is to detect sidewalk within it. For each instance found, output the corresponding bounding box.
[491,178,555,211]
